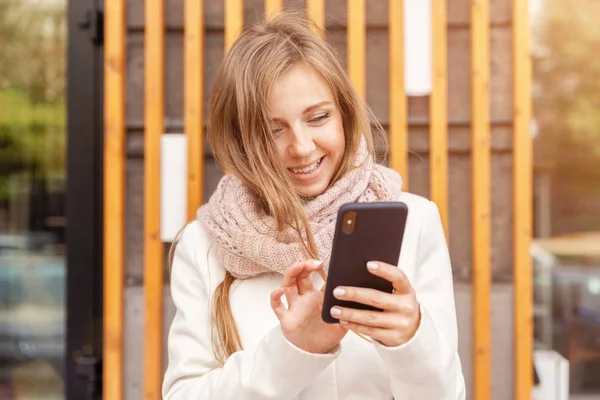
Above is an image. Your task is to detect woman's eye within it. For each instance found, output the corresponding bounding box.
[309,113,330,124]
[272,127,284,137]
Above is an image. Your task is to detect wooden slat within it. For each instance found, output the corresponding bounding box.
[225,0,244,51]
[103,0,126,398]
[389,0,408,187]
[185,0,204,217]
[265,0,283,18]
[143,0,164,398]
[430,0,448,235]
[471,0,491,398]
[347,0,365,100]
[306,0,325,38]
[513,0,533,398]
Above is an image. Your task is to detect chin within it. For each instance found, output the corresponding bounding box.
[296,181,330,198]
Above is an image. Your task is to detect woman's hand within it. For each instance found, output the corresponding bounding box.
[329,261,421,347]
[271,259,349,354]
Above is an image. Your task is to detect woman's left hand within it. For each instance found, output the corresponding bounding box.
[329,261,421,347]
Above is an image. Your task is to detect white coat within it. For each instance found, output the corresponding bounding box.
[162,192,466,399]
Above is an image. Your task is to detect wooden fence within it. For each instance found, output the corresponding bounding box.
[103,0,533,398]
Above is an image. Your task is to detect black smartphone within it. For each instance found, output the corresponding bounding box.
[321,201,408,324]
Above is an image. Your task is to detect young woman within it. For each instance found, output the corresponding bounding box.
[162,12,465,400]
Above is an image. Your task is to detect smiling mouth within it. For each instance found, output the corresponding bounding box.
[288,157,324,175]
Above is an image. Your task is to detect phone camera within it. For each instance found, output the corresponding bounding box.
[342,211,356,234]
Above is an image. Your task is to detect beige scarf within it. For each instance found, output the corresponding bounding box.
[197,141,403,279]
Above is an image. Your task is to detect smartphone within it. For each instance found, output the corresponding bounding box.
[321,201,408,324]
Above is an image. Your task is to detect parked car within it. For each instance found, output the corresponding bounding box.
[533,232,600,393]
[0,233,65,378]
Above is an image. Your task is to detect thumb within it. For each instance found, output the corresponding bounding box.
[270,287,286,320]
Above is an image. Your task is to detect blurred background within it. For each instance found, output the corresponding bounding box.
[0,1,66,399]
[530,0,600,397]
[0,0,598,399]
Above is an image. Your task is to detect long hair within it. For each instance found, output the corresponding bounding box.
[173,11,386,365]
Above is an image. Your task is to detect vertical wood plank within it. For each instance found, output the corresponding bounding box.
[185,0,204,217]
[265,0,283,18]
[306,0,325,38]
[389,0,408,187]
[513,0,533,397]
[225,0,244,51]
[347,0,365,100]
[143,0,164,398]
[103,0,126,398]
[430,0,448,235]
[471,0,491,398]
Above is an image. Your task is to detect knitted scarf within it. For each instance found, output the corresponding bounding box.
[196,141,403,279]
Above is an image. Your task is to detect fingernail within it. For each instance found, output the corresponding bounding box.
[367,261,378,270]
[330,307,342,316]
[333,288,346,297]
[312,260,323,266]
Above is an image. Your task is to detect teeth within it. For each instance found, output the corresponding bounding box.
[289,158,321,174]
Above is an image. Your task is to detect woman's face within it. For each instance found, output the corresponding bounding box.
[268,64,345,198]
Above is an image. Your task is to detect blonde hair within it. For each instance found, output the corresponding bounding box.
[175,11,386,365]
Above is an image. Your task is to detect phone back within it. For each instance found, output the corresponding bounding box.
[321,202,408,323]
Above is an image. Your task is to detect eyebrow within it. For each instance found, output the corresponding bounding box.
[271,100,332,123]
[302,100,332,115]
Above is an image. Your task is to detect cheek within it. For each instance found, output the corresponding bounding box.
[329,119,345,155]
[316,125,342,155]
[274,139,288,162]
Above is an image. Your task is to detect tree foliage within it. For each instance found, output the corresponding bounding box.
[0,0,66,102]
[0,0,66,200]
[533,0,600,195]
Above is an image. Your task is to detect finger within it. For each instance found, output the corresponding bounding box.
[270,287,286,320]
[283,260,322,297]
[283,284,298,307]
[282,263,304,302]
[282,260,322,286]
[296,265,318,294]
[343,322,410,347]
[366,261,413,294]
[282,262,304,287]
[333,286,399,311]
[341,322,387,341]
[330,306,397,329]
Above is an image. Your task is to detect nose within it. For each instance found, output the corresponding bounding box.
[288,125,316,158]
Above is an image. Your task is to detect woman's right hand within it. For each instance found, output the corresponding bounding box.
[270,260,349,354]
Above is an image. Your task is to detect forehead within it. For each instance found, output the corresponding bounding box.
[268,64,333,116]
